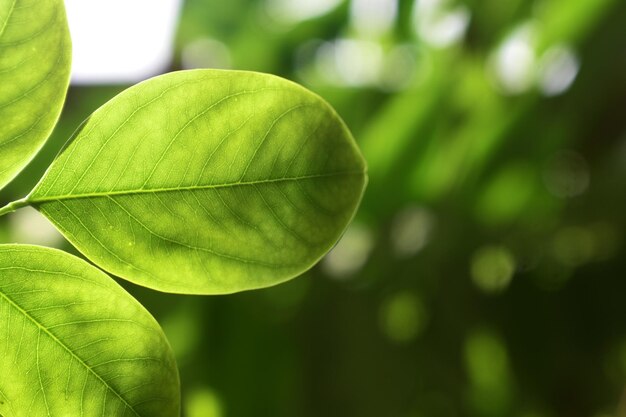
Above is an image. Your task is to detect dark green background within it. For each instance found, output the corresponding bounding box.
[2,0,626,415]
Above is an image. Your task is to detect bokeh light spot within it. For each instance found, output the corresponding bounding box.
[475,163,535,224]
[350,0,398,38]
[160,303,202,363]
[315,38,385,87]
[322,223,375,278]
[380,291,428,343]
[489,23,536,94]
[413,0,471,48]
[181,38,232,70]
[265,0,343,25]
[538,44,580,96]
[390,205,435,257]
[465,329,512,415]
[186,387,224,417]
[470,246,515,294]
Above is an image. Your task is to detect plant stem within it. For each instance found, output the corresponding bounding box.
[0,197,30,217]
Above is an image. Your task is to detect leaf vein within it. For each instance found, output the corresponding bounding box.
[31,170,363,203]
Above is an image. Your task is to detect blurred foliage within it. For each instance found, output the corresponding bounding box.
[2,0,626,416]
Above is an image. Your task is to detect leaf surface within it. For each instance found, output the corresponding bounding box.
[0,244,180,417]
[0,0,72,189]
[28,70,367,294]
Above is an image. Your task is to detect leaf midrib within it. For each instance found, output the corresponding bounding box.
[0,284,141,417]
[30,170,363,204]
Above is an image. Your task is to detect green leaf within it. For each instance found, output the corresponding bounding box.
[0,244,180,417]
[0,0,72,190]
[27,69,367,294]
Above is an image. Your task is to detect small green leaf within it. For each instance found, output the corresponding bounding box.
[28,69,367,294]
[0,244,180,417]
[0,0,72,189]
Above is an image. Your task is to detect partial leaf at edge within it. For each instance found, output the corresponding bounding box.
[0,244,180,417]
[27,69,367,294]
[0,0,72,190]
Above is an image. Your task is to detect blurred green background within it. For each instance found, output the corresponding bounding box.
[2,0,626,416]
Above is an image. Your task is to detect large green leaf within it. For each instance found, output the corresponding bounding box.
[0,0,72,189]
[26,70,367,294]
[0,244,180,417]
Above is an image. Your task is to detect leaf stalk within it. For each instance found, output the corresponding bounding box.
[0,197,30,217]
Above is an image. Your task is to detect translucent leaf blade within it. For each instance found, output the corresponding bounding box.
[0,245,180,417]
[28,70,367,294]
[0,0,72,189]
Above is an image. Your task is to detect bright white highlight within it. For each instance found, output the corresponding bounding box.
[181,38,232,70]
[413,0,470,48]
[266,0,343,24]
[322,223,375,278]
[490,24,536,94]
[9,207,64,247]
[538,45,580,96]
[316,38,384,86]
[390,206,435,257]
[350,0,398,38]
[65,0,182,84]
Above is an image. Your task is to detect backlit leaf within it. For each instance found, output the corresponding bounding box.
[0,244,180,417]
[27,70,367,294]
